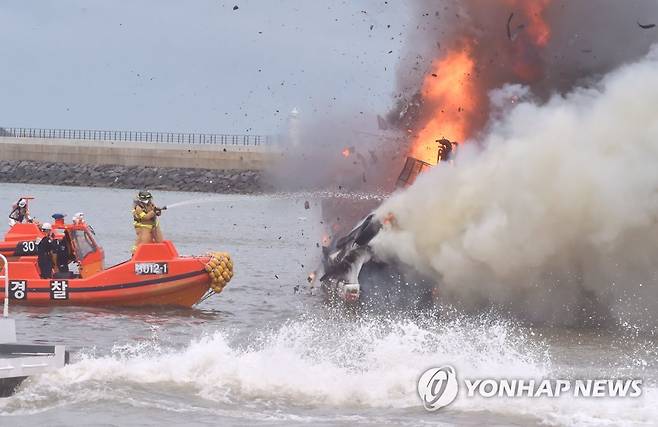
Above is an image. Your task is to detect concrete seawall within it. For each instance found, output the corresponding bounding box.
[0,136,277,170]
[0,136,278,193]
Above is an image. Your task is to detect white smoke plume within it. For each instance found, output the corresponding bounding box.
[373,46,658,329]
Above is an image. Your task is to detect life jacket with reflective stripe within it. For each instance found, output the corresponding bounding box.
[133,202,157,229]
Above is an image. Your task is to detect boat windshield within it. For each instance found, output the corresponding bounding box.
[71,229,97,260]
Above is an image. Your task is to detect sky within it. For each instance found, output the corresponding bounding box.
[0,1,410,135]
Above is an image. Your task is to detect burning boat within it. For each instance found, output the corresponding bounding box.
[320,213,380,304]
[319,140,456,307]
[318,0,657,307]
[320,210,435,309]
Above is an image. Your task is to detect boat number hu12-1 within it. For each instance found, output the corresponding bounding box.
[135,262,169,275]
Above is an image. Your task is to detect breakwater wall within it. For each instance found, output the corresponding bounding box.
[0,133,278,193]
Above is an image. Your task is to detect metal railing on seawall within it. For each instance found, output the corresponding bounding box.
[0,126,271,146]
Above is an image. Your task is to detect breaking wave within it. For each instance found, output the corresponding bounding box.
[0,313,540,411]
[1,311,656,425]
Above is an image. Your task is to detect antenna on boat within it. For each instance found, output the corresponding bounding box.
[1,254,8,317]
[0,253,15,344]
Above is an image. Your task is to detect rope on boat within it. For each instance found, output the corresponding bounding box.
[198,289,215,304]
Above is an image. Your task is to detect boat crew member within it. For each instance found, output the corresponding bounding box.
[132,190,166,251]
[8,198,32,225]
[53,238,70,274]
[37,222,55,279]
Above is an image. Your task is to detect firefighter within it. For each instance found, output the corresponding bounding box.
[8,198,32,225]
[132,190,166,252]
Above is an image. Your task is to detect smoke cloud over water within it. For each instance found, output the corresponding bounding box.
[373,47,658,329]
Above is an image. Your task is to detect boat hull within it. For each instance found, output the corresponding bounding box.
[0,241,216,308]
[1,270,210,307]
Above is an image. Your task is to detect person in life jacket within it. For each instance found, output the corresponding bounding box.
[8,198,33,225]
[132,190,166,251]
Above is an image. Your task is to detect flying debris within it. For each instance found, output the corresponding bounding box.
[506,12,526,41]
[637,21,656,29]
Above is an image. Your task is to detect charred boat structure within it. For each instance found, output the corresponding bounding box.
[320,214,434,310]
[319,138,458,309]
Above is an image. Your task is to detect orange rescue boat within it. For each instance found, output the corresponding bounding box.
[0,213,233,307]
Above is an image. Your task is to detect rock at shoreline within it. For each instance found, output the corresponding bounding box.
[0,160,269,194]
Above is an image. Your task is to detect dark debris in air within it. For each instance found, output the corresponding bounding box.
[637,21,656,29]
[506,12,525,41]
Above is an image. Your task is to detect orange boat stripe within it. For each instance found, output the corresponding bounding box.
[0,269,207,293]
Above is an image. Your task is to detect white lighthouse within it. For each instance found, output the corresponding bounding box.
[287,107,301,147]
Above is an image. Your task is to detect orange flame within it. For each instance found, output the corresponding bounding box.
[410,45,477,164]
[523,0,552,47]
[408,1,553,164]
[504,0,552,47]
[341,148,351,157]
[505,0,553,81]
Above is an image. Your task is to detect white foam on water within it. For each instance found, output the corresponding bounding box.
[0,314,540,407]
[1,313,656,425]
